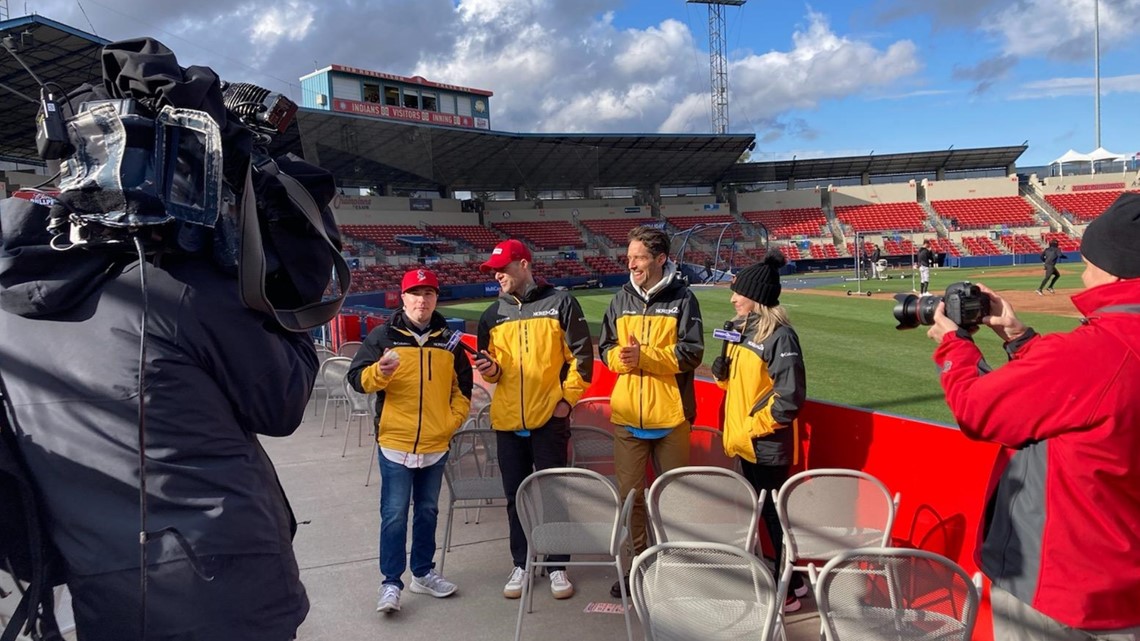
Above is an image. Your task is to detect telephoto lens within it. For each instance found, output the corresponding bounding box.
[892,293,941,330]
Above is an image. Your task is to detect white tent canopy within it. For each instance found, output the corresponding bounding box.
[1050,147,1128,175]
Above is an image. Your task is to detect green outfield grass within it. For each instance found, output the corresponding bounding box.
[441,264,1083,425]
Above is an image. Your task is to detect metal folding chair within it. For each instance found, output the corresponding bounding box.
[631,541,780,641]
[646,465,760,550]
[814,547,980,641]
[318,357,352,437]
[514,468,634,641]
[438,428,507,574]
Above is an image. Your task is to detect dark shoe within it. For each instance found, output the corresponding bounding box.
[610,576,630,599]
[1047,288,1055,294]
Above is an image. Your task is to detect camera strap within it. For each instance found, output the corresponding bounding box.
[237,160,351,332]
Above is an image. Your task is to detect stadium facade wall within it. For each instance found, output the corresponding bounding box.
[831,182,917,206]
[658,202,729,216]
[737,189,822,211]
[924,175,1019,199]
[485,205,646,221]
[1036,172,1140,192]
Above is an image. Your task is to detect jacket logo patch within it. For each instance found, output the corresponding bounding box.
[747,341,764,351]
[653,306,680,315]
[779,352,799,358]
[941,360,952,373]
[531,308,559,317]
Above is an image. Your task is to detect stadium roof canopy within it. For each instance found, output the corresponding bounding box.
[270,110,756,192]
[721,145,1028,185]
[0,15,107,164]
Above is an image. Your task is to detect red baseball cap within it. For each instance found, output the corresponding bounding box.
[401,268,440,293]
[480,239,532,272]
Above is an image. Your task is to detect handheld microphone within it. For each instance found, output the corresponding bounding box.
[443,329,486,361]
[713,321,742,359]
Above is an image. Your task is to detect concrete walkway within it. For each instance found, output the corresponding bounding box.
[270,400,825,641]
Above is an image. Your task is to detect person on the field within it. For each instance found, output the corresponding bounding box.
[1037,239,1065,295]
[917,239,935,296]
[710,249,808,613]
[927,193,1140,640]
[347,268,472,615]
[599,225,704,599]
[474,239,593,601]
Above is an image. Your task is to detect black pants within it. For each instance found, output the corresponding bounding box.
[738,461,805,593]
[1039,266,1060,291]
[497,415,571,569]
[69,553,308,641]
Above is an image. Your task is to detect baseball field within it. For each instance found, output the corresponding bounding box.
[440,263,1085,425]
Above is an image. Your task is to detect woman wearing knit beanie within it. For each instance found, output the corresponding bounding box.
[711,249,808,613]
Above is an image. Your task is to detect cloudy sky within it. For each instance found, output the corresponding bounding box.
[14,0,1139,166]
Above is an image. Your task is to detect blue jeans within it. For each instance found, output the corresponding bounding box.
[378,451,449,589]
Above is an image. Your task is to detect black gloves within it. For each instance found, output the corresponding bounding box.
[711,356,731,381]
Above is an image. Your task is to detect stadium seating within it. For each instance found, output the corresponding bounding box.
[1042,232,1080,251]
[929,237,962,257]
[584,255,626,275]
[339,224,444,253]
[930,196,1035,229]
[774,244,802,261]
[666,214,735,231]
[492,221,586,249]
[1044,191,1126,222]
[960,236,1003,256]
[426,224,503,251]
[809,243,840,259]
[741,208,829,239]
[998,234,1042,254]
[834,202,927,232]
[580,218,657,246]
[882,238,915,256]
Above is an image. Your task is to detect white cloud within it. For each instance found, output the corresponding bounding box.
[987,0,1140,60]
[248,1,317,49]
[1011,73,1140,98]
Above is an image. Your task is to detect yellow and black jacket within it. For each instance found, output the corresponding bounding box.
[477,282,593,431]
[347,311,473,453]
[715,315,805,465]
[599,269,704,428]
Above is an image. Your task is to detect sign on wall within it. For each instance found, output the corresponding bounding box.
[332,98,478,128]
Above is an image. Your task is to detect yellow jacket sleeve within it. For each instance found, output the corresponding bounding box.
[448,376,471,432]
[359,361,394,393]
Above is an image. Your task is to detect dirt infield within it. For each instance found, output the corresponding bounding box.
[796,281,1083,317]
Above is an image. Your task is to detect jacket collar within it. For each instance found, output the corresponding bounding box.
[1073,279,1140,318]
[626,261,679,302]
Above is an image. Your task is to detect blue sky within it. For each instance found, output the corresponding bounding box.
[17,0,1140,167]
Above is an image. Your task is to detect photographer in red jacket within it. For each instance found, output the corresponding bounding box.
[926,193,1140,640]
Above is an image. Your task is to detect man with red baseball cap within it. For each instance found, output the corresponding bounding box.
[480,238,532,273]
[347,267,472,616]
[474,239,593,601]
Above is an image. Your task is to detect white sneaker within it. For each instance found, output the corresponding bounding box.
[794,583,809,598]
[410,569,457,598]
[503,566,526,599]
[376,584,401,613]
[549,570,574,600]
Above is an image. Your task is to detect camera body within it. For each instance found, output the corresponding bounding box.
[893,281,991,330]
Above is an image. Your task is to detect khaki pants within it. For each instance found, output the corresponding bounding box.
[992,586,1140,641]
[613,422,691,557]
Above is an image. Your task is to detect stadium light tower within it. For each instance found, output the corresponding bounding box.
[1093,0,1101,148]
[688,0,745,135]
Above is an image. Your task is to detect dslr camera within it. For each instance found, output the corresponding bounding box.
[893,282,991,330]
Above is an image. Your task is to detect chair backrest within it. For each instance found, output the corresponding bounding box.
[444,428,505,500]
[337,341,363,358]
[320,357,353,400]
[470,383,492,414]
[570,396,613,432]
[344,377,373,416]
[776,469,896,563]
[516,467,622,557]
[816,547,979,641]
[647,466,759,549]
[315,345,336,364]
[568,424,616,479]
[631,541,779,641]
[687,426,743,473]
